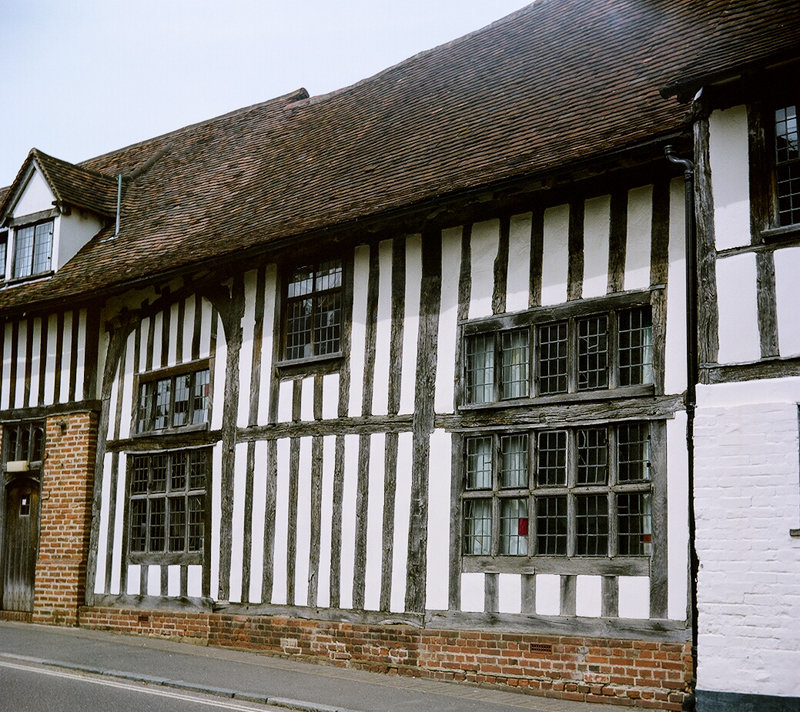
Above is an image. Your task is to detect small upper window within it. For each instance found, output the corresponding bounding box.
[0,230,7,280]
[284,259,343,361]
[13,220,53,279]
[136,364,210,434]
[775,104,800,227]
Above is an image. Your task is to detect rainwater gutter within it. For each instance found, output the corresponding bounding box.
[664,142,699,711]
[114,173,123,237]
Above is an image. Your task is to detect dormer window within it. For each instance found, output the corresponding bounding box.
[13,220,53,279]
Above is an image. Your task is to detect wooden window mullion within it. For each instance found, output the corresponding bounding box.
[566,430,576,558]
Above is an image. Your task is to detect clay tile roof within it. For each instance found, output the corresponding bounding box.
[1,0,799,311]
[0,149,118,221]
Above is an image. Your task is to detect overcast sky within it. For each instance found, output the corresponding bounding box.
[0,1,527,186]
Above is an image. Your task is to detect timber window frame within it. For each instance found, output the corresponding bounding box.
[2,421,45,473]
[11,219,54,280]
[0,230,7,281]
[127,447,210,564]
[459,421,658,576]
[773,102,800,228]
[134,359,211,435]
[462,292,654,407]
[280,258,344,364]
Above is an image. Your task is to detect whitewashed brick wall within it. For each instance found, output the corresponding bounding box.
[694,379,800,698]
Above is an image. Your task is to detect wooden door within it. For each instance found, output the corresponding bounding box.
[2,479,40,612]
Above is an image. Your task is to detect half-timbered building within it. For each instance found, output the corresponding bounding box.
[1,2,798,710]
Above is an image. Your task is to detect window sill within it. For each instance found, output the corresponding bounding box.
[133,423,209,438]
[128,552,203,566]
[760,224,800,244]
[460,384,655,411]
[275,351,343,376]
[790,528,800,538]
[1,270,55,287]
[462,555,649,576]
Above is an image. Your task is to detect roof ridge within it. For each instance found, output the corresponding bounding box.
[286,3,538,109]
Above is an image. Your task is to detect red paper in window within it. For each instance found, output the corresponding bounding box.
[518,517,529,536]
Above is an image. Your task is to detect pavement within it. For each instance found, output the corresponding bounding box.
[0,621,633,712]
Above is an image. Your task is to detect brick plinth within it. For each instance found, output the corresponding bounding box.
[79,606,691,710]
[33,412,97,626]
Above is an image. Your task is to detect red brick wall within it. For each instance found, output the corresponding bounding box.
[79,606,691,710]
[33,412,97,625]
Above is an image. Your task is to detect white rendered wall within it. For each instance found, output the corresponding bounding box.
[715,253,760,364]
[709,105,751,251]
[624,185,653,291]
[468,219,499,319]
[11,168,53,217]
[56,212,103,269]
[541,204,569,306]
[774,246,800,358]
[695,379,800,698]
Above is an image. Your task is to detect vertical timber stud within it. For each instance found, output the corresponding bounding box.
[608,189,628,294]
[650,178,671,396]
[492,216,509,315]
[405,227,441,613]
[567,198,584,302]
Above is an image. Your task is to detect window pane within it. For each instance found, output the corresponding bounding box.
[537,322,568,394]
[286,298,312,360]
[130,500,148,552]
[149,498,166,552]
[189,450,208,490]
[536,430,567,486]
[463,499,492,555]
[32,222,53,274]
[314,291,341,355]
[154,378,171,430]
[465,333,494,403]
[192,370,210,425]
[618,307,653,386]
[288,266,314,298]
[575,494,609,556]
[150,453,168,493]
[131,455,149,495]
[173,374,190,427]
[13,225,34,278]
[577,427,608,485]
[315,259,342,291]
[465,436,492,489]
[618,492,652,556]
[137,381,153,432]
[618,423,651,482]
[168,497,186,551]
[0,234,7,279]
[536,495,567,555]
[170,453,186,491]
[501,329,529,399]
[577,315,608,390]
[776,104,800,226]
[500,497,529,555]
[188,495,205,551]
[500,434,527,488]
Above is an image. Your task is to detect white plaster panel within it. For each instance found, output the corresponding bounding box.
[709,105,751,251]
[210,315,226,431]
[426,430,451,611]
[506,213,532,312]
[317,435,336,608]
[339,434,359,609]
[575,575,602,618]
[618,576,650,619]
[110,453,127,595]
[94,452,113,594]
[667,412,689,621]
[399,236,421,414]
[29,319,41,407]
[294,437,312,606]
[106,358,121,440]
[372,239,393,416]
[1,323,11,410]
[151,312,164,371]
[237,271,257,428]
[258,266,277,425]
[167,302,179,366]
[12,169,53,216]
[147,565,161,596]
[57,213,102,273]
[694,384,800,697]
[582,195,611,299]
[498,574,521,614]
[715,253,760,364]
[14,321,27,409]
[272,438,290,605]
[198,299,212,360]
[59,312,73,403]
[228,443,248,603]
[168,566,181,597]
[469,219,500,319]
[322,373,339,421]
[74,309,87,401]
[118,333,136,440]
[624,185,653,291]
[391,432,413,613]
[137,318,149,373]
[664,178,687,396]
[210,442,223,601]
[535,574,561,615]
[187,566,203,598]
[364,433,386,610]
[300,376,314,422]
[43,314,58,406]
[127,566,141,595]
[435,227,462,414]
[541,204,569,306]
[348,244,371,416]
[182,296,195,365]
[460,573,484,613]
[248,441,268,604]
[277,379,294,423]
[774,246,800,357]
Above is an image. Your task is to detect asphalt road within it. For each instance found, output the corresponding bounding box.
[0,658,285,712]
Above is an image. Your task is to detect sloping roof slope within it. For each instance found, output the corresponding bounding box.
[2,0,799,310]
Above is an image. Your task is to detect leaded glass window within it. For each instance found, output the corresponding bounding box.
[285,260,343,360]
